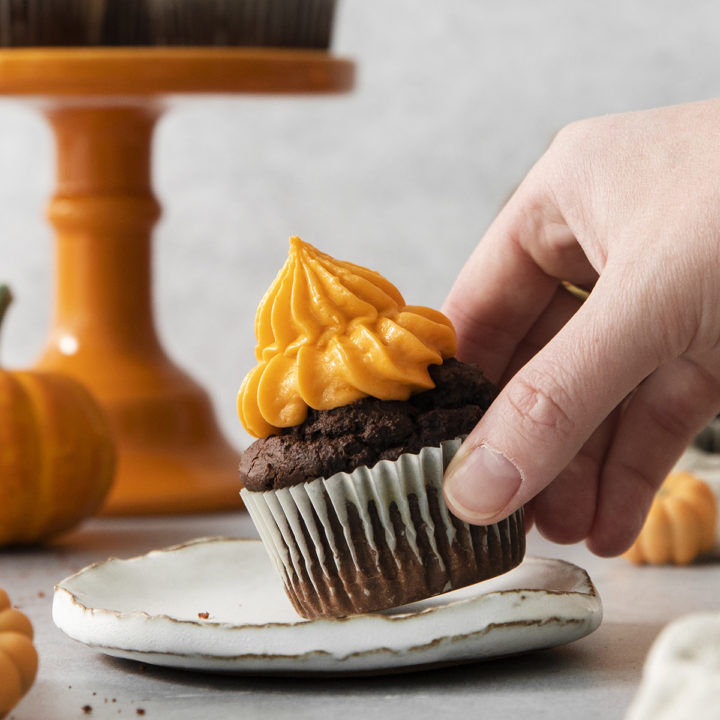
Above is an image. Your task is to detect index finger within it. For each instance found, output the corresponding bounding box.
[442,178,590,382]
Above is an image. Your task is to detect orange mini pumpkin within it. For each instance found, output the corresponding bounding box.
[0,588,38,719]
[0,286,115,545]
[624,471,717,566]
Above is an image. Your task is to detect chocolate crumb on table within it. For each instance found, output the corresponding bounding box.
[82,706,92,715]
[136,710,146,716]
[198,611,210,619]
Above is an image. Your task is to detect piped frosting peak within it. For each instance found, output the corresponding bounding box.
[238,237,457,437]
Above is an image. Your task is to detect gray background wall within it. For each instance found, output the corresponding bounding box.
[0,0,718,450]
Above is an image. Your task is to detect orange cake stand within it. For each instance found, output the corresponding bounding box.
[0,48,354,515]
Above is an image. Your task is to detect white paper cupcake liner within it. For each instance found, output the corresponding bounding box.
[241,439,525,618]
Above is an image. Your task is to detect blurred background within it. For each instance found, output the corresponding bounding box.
[0,0,718,451]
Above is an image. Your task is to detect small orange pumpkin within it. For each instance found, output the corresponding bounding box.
[624,471,717,565]
[0,286,115,545]
[0,588,38,719]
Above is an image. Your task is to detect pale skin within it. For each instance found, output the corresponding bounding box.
[441,99,720,557]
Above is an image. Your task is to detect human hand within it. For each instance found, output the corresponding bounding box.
[441,99,720,556]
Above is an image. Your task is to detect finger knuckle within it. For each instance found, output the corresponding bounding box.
[546,122,588,166]
[505,372,575,442]
[640,392,703,447]
[551,117,601,154]
[539,119,602,217]
[611,457,662,499]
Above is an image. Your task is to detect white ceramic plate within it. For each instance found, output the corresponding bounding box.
[53,537,602,675]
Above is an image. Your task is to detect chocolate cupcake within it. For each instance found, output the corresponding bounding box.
[238,238,525,618]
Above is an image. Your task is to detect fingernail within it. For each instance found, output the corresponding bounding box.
[444,444,523,522]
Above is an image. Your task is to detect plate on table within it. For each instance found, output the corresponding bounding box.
[53,537,602,675]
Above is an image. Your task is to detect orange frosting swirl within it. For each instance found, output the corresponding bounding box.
[238,237,457,438]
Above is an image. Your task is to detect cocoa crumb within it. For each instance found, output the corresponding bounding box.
[37,591,45,598]
[136,710,146,716]
[82,705,92,714]
[197,611,209,619]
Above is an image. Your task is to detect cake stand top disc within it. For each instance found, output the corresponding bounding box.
[0,47,354,97]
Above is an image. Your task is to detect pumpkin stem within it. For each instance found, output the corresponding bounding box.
[0,285,12,333]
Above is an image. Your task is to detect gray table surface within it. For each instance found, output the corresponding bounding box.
[1,512,718,720]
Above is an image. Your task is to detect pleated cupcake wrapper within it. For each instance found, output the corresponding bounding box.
[241,439,525,616]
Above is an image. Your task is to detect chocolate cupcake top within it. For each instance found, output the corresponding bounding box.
[238,237,457,438]
[240,358,496,491]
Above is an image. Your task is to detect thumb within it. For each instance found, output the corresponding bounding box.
[442,274,664,525]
